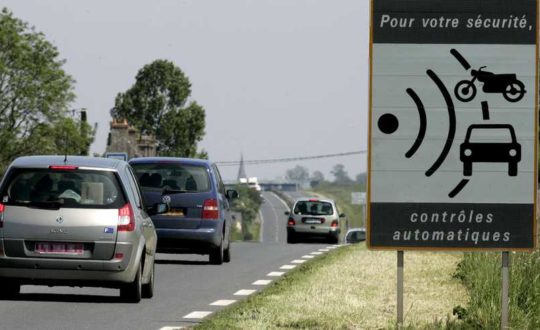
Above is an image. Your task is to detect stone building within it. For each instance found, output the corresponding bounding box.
[105,119,157,159]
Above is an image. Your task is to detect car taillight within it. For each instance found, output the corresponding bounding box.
[0,203,4,228]
[118,203,135,231]
[287,218,295,226]
[331,220,339,228]
[202,199,219,219]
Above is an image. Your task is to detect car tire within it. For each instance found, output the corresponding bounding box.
[287,233,296,244]
[223,241,231,263]
[141,261,155,299]
[209,237,224,265]
[0,280,20,299]
[120,262,142,303]
[329,234,339,244]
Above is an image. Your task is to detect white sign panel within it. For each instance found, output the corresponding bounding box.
[368,0,538,250]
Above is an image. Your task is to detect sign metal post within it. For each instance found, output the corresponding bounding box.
[501,251,510,329]
[397,251,404,327]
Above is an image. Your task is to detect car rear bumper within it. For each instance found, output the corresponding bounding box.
[287,226,339,237]
[156,227,221,253]
[0,242,137,283]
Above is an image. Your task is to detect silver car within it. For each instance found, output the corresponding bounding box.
[285,198,345,244]
[0,156,167,302]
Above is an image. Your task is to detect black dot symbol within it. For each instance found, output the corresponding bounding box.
[378,113,399,134]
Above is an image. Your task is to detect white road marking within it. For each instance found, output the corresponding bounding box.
[210,299,236,306]
[253,279,272,285]
[267,271,285,277]
[266,203,280,242]
[280,264,296,270]
[183,311,212,319]
[318,248,330,252]
[234,289,256,296]
[311,251,323,255]
[271,192,291,210]
[291,259,306,264]
[302,255,315,259]
[159,327,184,330]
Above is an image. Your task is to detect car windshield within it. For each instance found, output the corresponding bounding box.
[131,163,210,193]
[1,168,125,209]
[293,201,333,216]
[468,128,513,143]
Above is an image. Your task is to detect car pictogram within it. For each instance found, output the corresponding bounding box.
[460,124,521,177]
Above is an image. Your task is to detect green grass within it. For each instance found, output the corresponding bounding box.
[195,245,467,329]
[452,251,540,329]
[308,183,365,228]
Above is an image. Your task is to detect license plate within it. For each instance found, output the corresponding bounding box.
[164,208,185,217]
[35,242,84,255]
[304,218,322,224]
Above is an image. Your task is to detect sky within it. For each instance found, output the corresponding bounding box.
[2,0,370,181]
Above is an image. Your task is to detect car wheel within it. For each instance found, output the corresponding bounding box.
[223,241,231,263]
[141,261,155,299]
[0,280,20,299]
[120,262,142,303]
[329,234,339,244]
[209,237,224,265]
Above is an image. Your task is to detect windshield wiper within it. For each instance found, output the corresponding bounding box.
[162,188,188,195]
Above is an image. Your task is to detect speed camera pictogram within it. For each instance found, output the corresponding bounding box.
[368,0,538,250]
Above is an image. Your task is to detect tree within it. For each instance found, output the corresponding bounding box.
[0,8,94,172]
[356,172,367,185]
[231,184,263,240]
[310,170,325,188]
[285,165,310,185]
[111,59,206,157]
[331,164,353,184]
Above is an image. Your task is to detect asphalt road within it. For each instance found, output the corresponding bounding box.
[0,191,334,330]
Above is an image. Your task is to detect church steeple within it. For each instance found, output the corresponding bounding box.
[237,153,247,181]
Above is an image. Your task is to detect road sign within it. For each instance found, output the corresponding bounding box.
[351,192,366,205]
[368,0,538,250]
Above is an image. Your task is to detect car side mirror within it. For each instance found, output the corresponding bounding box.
[147,202,169,216]
[226,189,239,200]
[284,211,290,215]
[339,213,346,218]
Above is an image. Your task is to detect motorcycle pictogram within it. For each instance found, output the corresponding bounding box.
[454,66,526,103]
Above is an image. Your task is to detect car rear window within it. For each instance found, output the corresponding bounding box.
[131,163,210,193]
[1,168,126,209]
[293,201,334,216]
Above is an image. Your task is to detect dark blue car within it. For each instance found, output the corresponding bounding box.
[129,157,238,265]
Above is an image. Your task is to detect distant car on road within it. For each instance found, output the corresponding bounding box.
[460,124,521,176]
[344,228,366,244]
[129,157,238,265]
[0,156,167,302]
[285,198,345,244]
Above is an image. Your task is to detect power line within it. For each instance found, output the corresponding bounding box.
[215,150,367,166]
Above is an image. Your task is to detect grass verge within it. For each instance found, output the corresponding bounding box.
[195,244,467,329]
[452,251,540,329]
